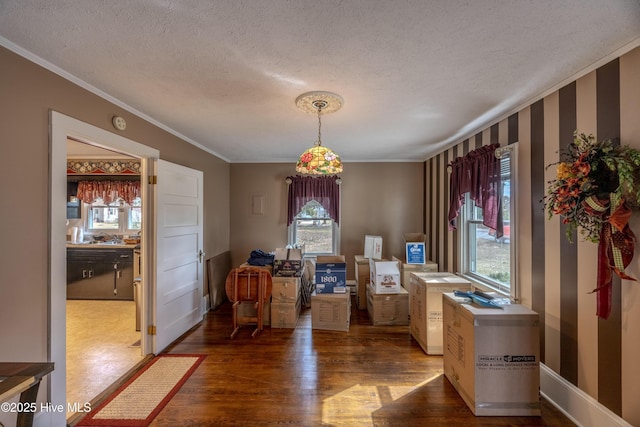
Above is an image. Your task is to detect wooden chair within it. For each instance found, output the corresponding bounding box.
[225,266,273,338]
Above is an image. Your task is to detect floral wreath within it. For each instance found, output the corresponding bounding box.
[545,131,640,319]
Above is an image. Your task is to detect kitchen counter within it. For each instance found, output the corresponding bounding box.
[66,242,138,249]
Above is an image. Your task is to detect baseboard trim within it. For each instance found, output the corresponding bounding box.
[540,363,632,427]
[202,295,211,313]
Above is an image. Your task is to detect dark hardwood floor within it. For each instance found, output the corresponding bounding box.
[148,297,574,426]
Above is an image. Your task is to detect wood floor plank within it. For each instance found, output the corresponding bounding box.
[148,298,575,426]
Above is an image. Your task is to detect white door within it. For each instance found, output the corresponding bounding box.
[153,159,204,353]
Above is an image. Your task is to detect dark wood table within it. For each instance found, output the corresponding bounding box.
[0,362,55,427]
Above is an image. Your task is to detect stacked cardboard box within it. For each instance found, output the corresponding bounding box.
[315,255,347,294]
[365,259,409,325]
[409,272,472,355]
[366,283,409,325]
[443,293,540,416]
[392,256,438,290]
[403,233,427,264]
[271,275,302,328]
[364,235,383,259]
[273,248,303,277]
[311,291,351,331]
[354,255,370,310]
[369,259,401,294]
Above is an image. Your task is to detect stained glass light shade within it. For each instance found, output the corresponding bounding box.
[296,144,343,175]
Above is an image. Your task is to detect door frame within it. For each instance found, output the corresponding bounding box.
[49,111,158,426]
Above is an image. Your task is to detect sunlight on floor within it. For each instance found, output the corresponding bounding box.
[66,300,143,418]
[322,374,441,425]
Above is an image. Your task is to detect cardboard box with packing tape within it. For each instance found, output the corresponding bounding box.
[273,248,303,277]
[315,255,347,294]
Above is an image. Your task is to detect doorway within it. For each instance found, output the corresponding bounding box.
[65,140,145,416]
[50,111,160,427]
[50,112,205,427]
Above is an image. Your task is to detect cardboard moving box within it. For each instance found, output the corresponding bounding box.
[367,283,409,325]
[271,297,301,329]
[392,256,438,289]
[364,235,383,259]
[315,255,347,294]
[403,233,427,264]
[273,248,303,277]
[443,293,540,416]
[354,255,371,310]
[272,276,301,303]
[409,272,471,355]
[311,291,351,332]
[369,259,401,294]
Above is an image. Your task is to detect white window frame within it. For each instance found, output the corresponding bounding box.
[458,144,518,300]
[288,199,340,256]
[84,197,142,235]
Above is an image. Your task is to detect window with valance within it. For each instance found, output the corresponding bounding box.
[287,175,340,226]
[287,175,341,255]
[448,143,503,237]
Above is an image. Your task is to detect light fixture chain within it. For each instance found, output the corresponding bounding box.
[317,108,322,146]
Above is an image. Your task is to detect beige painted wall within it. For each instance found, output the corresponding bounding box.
[230,162,425,278]
[0,46,230,365]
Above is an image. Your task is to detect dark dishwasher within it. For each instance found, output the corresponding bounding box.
[67,248,134,300]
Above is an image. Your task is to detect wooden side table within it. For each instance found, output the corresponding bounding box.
[0,362,54,427]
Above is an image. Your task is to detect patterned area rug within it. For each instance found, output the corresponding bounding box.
[77,354,205,426]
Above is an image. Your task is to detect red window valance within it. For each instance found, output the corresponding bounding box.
[448,143,503,238]
[76,180,140,205]
[287,175,340,226]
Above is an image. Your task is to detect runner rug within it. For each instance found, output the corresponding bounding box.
[78,354,206,426]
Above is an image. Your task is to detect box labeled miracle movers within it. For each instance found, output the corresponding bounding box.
[315,255,347,294]
[443,293,540,416]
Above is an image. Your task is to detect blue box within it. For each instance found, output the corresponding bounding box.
[405,242,426,264]
[315,256,347,294]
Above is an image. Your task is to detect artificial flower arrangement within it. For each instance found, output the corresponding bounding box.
[545,131,640,319]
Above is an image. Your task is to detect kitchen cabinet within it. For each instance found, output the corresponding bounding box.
[66,181,81,219]
[67,248,134,300]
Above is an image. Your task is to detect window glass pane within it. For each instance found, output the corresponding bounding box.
[295,218,333,253]
[89,206,119,230]
[469,222,510,286]
[294,200,334,254]
[128,197,142,230]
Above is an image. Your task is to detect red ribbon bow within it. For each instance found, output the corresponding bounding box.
[584,195,636,319]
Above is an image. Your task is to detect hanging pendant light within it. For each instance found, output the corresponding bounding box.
[295,91,343,175]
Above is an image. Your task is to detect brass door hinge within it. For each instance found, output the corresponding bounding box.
[147,325,157,335]
[148,175,157,185]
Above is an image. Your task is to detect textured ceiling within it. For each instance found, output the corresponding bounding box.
[1,1,639,163]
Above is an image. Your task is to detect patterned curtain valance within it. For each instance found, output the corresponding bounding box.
[67,159,141,175]
[447,143,503,237]
[76,180,140,205]
[287,175,341,226]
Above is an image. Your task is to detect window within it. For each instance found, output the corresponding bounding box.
[289,200,339,255]
[459,147,516,297]
[286,175,341,256]
[85,197,142,234]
